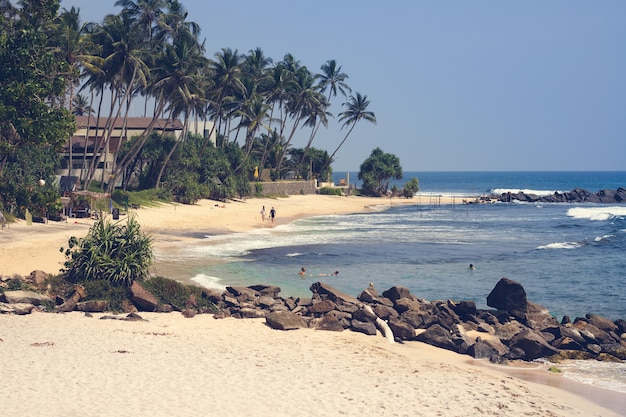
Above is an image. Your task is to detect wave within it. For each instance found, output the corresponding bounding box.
[567,206,626,221]
[536,241,582,250]
[490,188,562,196]
[191,273,227,291]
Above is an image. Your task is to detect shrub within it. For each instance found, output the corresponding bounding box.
[62,216,154,287]
[143,276,218,312]
[81,280,130,312]
[319,187,342,196]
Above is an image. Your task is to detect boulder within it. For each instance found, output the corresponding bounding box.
[1,290,52,306]
[507,329,558,361]
[248,284,281,297]
[388,317,417,341]
[486,278,528,319]
[265,311,307,330]
[75,300,108,312]
[27,270,48,288]
[415,324,457,351]
[0,302,36,315]
[308,299,336,314]
[351,320,378,336]
[382,286,411,302]
[311,315,344,332]
[130,281,158,311]
[309,282,358,305]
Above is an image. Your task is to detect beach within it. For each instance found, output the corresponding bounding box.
[0,194,624,416]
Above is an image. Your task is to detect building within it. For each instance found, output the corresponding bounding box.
[57,115,215,186]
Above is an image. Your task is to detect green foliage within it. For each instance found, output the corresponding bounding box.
[81,280,130,312]
[143,276,218,311]
[254,183,264,194]
[319,187,342,196]
[62,216,154,287]
[402,177,420,198]
[358,148,403,196]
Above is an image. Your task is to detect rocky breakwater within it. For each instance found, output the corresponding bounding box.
[492,187,626,204]
[2,273,625,365]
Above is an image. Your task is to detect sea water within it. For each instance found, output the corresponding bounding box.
[153,171,626,394]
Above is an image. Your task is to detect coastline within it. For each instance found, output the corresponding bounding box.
[1,193,625,415]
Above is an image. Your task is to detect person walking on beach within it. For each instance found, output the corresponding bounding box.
[260,206,266,222]
[270,206,276,223]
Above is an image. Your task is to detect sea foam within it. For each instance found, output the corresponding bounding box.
[567,206,626,221]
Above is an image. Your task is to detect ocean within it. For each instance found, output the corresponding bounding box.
[154,171,626,395]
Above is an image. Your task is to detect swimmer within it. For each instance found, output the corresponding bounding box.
[469,264,476,270]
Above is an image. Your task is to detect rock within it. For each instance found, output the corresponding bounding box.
[27,270,48,288]
[585,314,618,334]
[382,286,411,302]
[130,281,158,311]
[486,278,528,319]
[507,329,558,361]
[308,299,336,314]
[351,320,378,336]
[1,290,52,306]
[248,284,281,297]
[181,309,196,318]
[388,317,417,341]
[415,324,457,351]
[394,297,422,314]
[0,302,36,315]
[265,311,307,330]
[75,300,108,312]
[311,315,344,332]
[309,282,359,305]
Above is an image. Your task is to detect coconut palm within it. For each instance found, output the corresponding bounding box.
[321,92,376,176]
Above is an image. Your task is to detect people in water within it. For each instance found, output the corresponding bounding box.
[298,268,338,277]
[469,264,476,270]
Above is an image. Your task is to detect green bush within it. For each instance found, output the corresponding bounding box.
[62,216,154,287]
[143,276,218,312]
[81,280,130,312]
[319,187,342,196]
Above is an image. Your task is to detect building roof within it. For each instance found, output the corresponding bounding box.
[75,115,184,131]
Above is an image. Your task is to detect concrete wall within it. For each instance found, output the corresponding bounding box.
[254,180,317,195]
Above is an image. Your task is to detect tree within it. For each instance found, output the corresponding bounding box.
[321,92,376,177]
[358,147,403,196]
[0,0,75,215]
[402,177,419,198]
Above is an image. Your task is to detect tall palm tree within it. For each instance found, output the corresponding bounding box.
[52,6,98,176]
[322,92,376,176]
[114,0,166,42]
[152,36,208,187]
[200,48,244,155]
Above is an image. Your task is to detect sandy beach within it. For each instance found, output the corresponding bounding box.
[1,194,624,416]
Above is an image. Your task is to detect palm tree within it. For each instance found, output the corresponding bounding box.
[200,48,244,155]
[321,92,376,176]
[114,0,166,42]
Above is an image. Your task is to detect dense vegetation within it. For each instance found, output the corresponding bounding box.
[0,0,388,219]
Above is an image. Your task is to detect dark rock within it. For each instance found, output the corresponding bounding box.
[181,309,196,318]
[372,304,399,320]
[308,299,336,314]
[449,300,477,317]
[27,270,48,288]
[248,284,281,297]
[352,307,377,323]
[309,282,358,305]
[552,336,585,351]
[388,317,416,341]
[394,297,422,314]
[415,324,457,351]
[382,286,411,302]
[130,281,158,312]
[507,329,558,361]
[0,302,35,315]
[265,311,307,330]
[486,278,527,319]
[312,315,344,332]
[585,314,618,334]
[351,320,378,336]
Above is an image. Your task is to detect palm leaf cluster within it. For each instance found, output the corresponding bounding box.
[62,216,154,286]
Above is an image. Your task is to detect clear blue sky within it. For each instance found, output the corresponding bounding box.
[60,0,626,171]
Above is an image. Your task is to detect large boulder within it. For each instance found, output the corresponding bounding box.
[1,290,52,306]
[486,278,528,319]
[0,302,36,315]
[130,281,158,311]
[507,329,558,361]
[265,311,307,330]
[309,282,358,305]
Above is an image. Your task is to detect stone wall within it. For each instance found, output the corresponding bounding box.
[254,180,317,195]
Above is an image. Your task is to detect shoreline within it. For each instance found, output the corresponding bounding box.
[1,194,625,415]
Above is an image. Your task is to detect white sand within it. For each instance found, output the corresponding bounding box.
[1,194,624,416]
[0,311,620,417]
